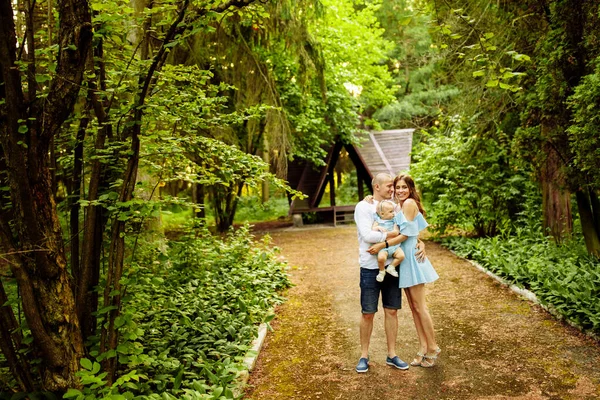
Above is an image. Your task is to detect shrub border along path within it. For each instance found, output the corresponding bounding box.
[243,225,600,399]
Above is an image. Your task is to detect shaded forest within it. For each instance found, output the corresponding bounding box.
[0,0,598,398]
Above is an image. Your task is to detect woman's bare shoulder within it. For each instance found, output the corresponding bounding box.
[402,199,418,219]
[402,198,418,209]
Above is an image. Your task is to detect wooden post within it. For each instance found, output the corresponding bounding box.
[329,173,335,206]
[358,174,364,200]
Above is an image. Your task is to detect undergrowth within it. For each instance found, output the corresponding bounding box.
[63,223,290,400]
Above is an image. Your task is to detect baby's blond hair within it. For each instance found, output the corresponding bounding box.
[377,200,395,216]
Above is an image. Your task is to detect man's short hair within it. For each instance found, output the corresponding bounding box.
[372,173,393,187]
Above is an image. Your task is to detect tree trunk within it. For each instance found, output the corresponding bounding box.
[262,136,270,203]
[101,123,141,384]
[70,113,88,286]
[540,131,572,240]
[0,277,34,392]
[212,183,242,232]
[1,145,85,390]
[77,34,116,342]
[575,188,600,256]
[329,173,335,206]
[0,0,91,390]
[192,182,206,219]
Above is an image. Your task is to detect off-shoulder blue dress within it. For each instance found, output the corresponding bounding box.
[393,212,439,288]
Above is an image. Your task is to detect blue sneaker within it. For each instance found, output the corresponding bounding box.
[386,355,409,370]
[355,357,369,373]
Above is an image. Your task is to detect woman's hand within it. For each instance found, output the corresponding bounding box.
[415,240,426,262]
[367,242,386,254]
[364,195,374,204]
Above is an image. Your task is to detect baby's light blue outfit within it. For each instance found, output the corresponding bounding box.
[395,212,439,288]
[373,214,401,256]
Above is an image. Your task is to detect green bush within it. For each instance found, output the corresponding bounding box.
[66,223,290,400]
[132,224,289,398]
[441,228,600,335]
[411,115,539,237]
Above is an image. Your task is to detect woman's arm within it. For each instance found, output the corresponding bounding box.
[367,233,407,254]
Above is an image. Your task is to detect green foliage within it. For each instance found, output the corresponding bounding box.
[314,0,395,111]
[373,1,460,128]
[374,85,459,128]
[319,170,368,207]
[411,115,538,236]
[335,170,368,206]
[429,3,532,94]
[567,62,600,189]
[280,0,396,163]
[65,224,290,399]
[233,196,289,223]
[442,228,600,334]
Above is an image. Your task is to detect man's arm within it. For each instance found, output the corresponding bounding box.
[355,202,388,243]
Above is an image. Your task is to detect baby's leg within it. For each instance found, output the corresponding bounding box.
[390,248,405,267]
[377,251,389,271]
[376,251,389,282]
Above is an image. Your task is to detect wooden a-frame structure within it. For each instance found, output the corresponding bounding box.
[288,129,414,225]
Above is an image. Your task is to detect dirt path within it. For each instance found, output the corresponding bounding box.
[244,225,600,400]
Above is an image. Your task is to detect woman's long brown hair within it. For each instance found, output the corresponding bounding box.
[394,174,426,217]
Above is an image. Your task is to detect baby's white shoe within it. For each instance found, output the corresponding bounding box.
[376,270,386,282]
[385,265,399,277]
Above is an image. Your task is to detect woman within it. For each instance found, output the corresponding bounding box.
[368,174,440,367]
[394,174,440,367]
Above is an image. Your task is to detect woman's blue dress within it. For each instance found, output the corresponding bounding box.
[393,212,439,288]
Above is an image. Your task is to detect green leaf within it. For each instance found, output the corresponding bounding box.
[399,17,412,26]
[211,387,223,398]
[35,74,50,83]
[485,79,499,87]
[63,389,82,399]
[80,358,93,370]
[91,362,101,374]
[472,70,486,78]
[173,368,184,390]
[263,314,275,323]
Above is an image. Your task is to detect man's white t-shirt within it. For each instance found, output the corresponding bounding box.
[354,199,388,270]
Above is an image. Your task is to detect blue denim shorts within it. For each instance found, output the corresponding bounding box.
[360,267,402,314]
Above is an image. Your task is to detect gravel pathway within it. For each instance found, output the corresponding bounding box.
[244,225,600,400]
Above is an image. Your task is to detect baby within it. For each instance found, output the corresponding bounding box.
[372,200,405,282]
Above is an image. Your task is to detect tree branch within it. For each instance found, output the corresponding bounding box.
[38,0,93,147]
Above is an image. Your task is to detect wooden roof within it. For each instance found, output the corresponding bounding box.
[287,129,414,213]
[355,129,414,177]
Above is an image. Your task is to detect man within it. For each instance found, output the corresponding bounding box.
[353,173,411,373]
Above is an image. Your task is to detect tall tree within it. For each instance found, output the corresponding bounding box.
[412,0,600,254]
[0,0,92,389]
[1,0,263,392]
